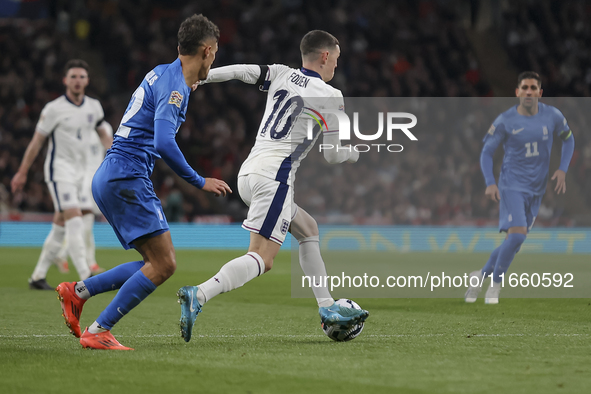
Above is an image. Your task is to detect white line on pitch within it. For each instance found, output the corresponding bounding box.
[0,333,588,339]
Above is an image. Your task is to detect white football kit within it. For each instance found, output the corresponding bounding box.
[36,95,105,211]
[204,64,357,244]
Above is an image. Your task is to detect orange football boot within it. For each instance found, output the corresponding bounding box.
[55,282,86,338]
[79,328,134,350]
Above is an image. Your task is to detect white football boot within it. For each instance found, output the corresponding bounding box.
[464,270,484,303]
[484,280,502,304]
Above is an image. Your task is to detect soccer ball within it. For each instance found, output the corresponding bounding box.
[322,299,365,342]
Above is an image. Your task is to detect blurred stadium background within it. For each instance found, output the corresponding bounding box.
[1,0,591,231]
[2,4,591,393]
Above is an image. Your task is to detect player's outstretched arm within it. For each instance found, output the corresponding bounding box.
[11,131,47,193]
[200,65,262,85]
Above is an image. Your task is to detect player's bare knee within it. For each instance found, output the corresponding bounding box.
[160,257,177,278]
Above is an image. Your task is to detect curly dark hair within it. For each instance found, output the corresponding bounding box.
[177,14,220,56]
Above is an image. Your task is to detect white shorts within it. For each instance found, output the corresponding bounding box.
[238,174,298,245]
[47,181,93,212]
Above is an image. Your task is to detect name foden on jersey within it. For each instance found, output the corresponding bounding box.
[289,72,309,88]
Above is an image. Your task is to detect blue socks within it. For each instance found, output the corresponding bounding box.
[84,260,145,297]
[97,270,157,330]
[481,245,502,278]
[492,233,527,283]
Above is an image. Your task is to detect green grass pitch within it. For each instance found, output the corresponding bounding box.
[1,247,589,394]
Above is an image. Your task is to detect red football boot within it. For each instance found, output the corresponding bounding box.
[79,328,133,350]
[55,282,86,338]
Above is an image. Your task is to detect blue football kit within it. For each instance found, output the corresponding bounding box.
[92,58,204,249]
[480,102,575,232]
[465,101,577,290]
[78,58,209,334]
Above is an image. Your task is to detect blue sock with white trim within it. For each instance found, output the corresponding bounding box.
[96,270,157,330]
[79,260,144,298]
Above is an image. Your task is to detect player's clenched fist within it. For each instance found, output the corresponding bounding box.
[485,184,500,202]
[202,178,232,197]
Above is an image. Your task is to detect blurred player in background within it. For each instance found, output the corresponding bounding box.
[465,71,575,304]
[11,59,113,290]
[52,109,112,275]
[177,30,369,342]
[55,14,231,350]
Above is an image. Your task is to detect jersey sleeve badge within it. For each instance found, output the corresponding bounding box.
[168,91,183,108]
[487,124,496,135]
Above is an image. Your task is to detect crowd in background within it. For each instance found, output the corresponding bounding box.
[0,0,589,226]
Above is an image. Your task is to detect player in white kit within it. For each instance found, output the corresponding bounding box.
[178,30,369,342]
[11,59,113,289]
[52,120,112,275]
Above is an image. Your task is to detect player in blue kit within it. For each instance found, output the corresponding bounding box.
[55,14,231,350]
[465,71,575,304]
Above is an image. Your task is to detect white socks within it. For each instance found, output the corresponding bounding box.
[31,223,66,281]
[196,238,334,309]
[65,216,91,280]
[55,239,68,263]
[198,252,265,305]
[75,281,91,300]
[88,321,107,334]
[55,213,97,267]
[299,236,334,308]
[82,213,96,266]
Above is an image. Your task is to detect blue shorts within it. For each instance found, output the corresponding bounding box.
[498,189,543,233]
[92,154,169,250]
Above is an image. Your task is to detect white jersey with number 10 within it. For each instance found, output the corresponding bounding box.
[204,64,345,186]
[240,65,343,185]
